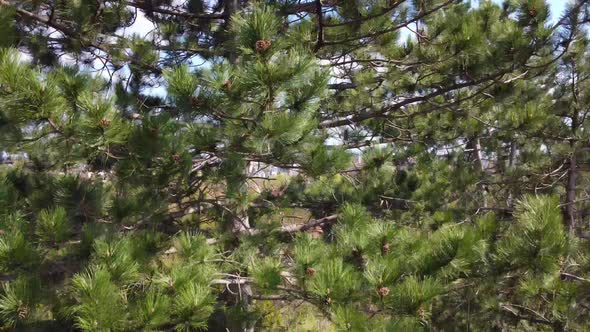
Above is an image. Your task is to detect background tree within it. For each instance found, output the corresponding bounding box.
[1,0,590,331]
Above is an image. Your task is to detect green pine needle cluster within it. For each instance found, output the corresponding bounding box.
[1,0,590,331]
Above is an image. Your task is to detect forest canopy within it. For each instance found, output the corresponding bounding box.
[1,0,590,331]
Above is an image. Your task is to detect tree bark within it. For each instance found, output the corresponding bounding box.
[566,58,579,235]
[506,140,516,208]
[566,149,577,234]
[468,137,488,208]
[224,0,240,64]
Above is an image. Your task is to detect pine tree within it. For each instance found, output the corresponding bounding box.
[1,0,590,331]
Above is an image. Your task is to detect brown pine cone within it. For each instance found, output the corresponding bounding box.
[189,95,200,107]
[377,286,390,298]
[149,127,159,137]
[305,267,316,276]
[222,80,232,91]
[255,39,272,53]
[416,307,426,319]
[99,118,111,128]
[381,242,390,255]
[528,4,538,17]
[270,188,283,197]
[17,306,29,320]
[310,225,324,239]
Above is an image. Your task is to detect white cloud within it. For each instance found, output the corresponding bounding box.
[119,9,156,38]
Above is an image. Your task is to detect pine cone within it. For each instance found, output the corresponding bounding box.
[271,188,282,197]
[377,286,390,298]
[381,242,390,255]
[305,267,316,276]
[529,9,537,17]
[310,225,324,239]
[255,39,272,53]
[222,80,232,91]
[416,307,426,319]
[18,306,29,320]
[149,127,159,137]
[528,5,537,17]
[189,95,199,107]
[99,118,111,128]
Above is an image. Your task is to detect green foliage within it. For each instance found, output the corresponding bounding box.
[332,305,372,332]
[173,283,215,331]
[301,145,351,177]
[0,49,65,123]
[364,256,401,288]
[385,276,442,314]
[77,92,130,146]
[0,277,40,328]
[133,289,172,331]
[173,231,213,263]
[250,257,282,291]
[36,206,70,245]
[54,176,104,222]
[0,5,16,48]
[231,5,281,55]
[164,65,200,112]
[0,217,38,272]
[334,203,373,252]
[2,0,590,330]
[308,259,360,304]
[496,195,566,274]
[292,233,330,277]
[70,266,126,332]
[91,238,139,284]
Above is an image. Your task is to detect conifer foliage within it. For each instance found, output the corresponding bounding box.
[1,0,590,330]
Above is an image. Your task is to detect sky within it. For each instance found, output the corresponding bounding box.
[90,0,573,98]
[121,1,571,41]
[547,0,568,21]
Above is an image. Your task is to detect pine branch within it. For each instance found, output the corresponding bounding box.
[125,1,226,20]
[280,2,318,15]
[322,1,405,28]
[320,0,456,47]
[501,304,553,326]
[238,214,338,236]
[313,0,324,52]
[275,214,338,233]
[210,277,253,285]
[3,0,163,74]
[250,294,292,300]
[320,68,513,128]
[560,272,590,283]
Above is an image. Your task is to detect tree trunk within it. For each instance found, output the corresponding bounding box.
[566,150,577,235]
[506,140,516,208]
[566,59,579,235]
[469,137,488,208]
[224,2,254,330]
[230,212,255,332]
[224,0,240,64]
